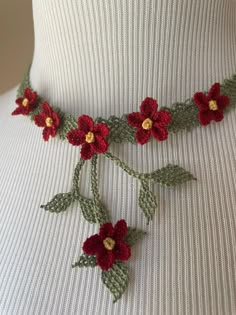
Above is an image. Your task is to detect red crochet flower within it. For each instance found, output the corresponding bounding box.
[127,97,171,144]
[67,115,109,160]
[34,102,60,141]
[12,88,37,116]
[82,220,131,270]
[193,82,230,126]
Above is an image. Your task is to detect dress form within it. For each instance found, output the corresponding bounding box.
[0,0,236,314]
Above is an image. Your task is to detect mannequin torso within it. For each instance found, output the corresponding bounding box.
[0,0,236,314]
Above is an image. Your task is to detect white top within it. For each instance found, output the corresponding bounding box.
[0,0,236,314]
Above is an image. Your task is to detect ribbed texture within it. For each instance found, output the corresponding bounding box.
[31,0,236,117]
[1,0,236,314]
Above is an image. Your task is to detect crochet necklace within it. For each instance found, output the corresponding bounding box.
[12,68,236,302]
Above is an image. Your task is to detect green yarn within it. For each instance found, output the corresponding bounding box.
[124,227,147,247]
[90,154,110,225]
[148,164,197,186]
[221,74,236,112]
[138,180,158,224]
[72,254,97,268]
[41,192,75,213]
[104,152,195,184]
[72,158,86,193]
[57,115,78,140]
[76,196,97,223]
[41,150,195,223]
[96,115,136,144]
[101,262,129,303]
[164,100,200,133]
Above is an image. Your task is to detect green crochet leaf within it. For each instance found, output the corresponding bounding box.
[163,101,200,133]
[77,196,109,225]
[41,192,75,213]
[138,181,158,224]
[77,196,97,223]
[96,115,136,144]
[149,164,196,186]
[101,262,129,303]
[72,254,97,268]
[221,74,236,112]
[124,227,147,247]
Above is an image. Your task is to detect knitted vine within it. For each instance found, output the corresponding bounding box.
[12,66,236,302]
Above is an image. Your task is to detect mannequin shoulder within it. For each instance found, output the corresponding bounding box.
[0,86,18,116]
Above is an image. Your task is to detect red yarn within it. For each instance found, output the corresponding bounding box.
[82,220,131,270]
[193,82,230,126]
[67,115,109,160]
[12,88,37,116]
[127,97,171,144]
[34,102,60,141]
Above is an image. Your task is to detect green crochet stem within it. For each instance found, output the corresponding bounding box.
[42,148,196,223]
[72,158,86,196]
[90,155,100,205]
[90,154,110,225]
[103,151,196,185]
[103,152,148,180]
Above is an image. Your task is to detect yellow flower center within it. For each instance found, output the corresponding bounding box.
[208,100,218,111]
[45,117,53,127]
[85,131,95,143]
[22,98,29,107]
[103,237,116,250]
[142,118,153,130]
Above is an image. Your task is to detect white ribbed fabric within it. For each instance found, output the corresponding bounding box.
[0,0,236,314]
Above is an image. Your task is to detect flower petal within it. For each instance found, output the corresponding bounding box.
[42,127,51,141]
[80,142,95,160]
[198,110,212,126]
[127,112,145,128]
[42,102,53,116]
[15,97,24,107]
[113,220,128,240]
[136,128,151,145]
[208,82,220,100]
[24,88,36,102]
[92,135,108,154]
[113,240,131,261]
[52,112,60,127]
[11,107,24,116]
[140,97,158,118]
[93,123,109,138]
[67,129,86,146]
[99,222,114,239]
[48,127,57,138]
[212,110,224,122]
[151,124,168,141]
[153,110,171,127]
[193,92,209,109]
[216,95,230,111]
[78,115,94,133]
[34,114,46,127]
[96,248,115,270]
[82,234,103,255]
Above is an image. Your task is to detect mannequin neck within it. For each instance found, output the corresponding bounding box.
[30,0,236,117]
